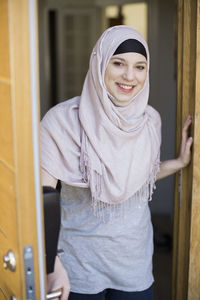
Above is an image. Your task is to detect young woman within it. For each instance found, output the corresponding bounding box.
[41,26,192,300]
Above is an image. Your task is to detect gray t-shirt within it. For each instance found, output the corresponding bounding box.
[58,183,154,294]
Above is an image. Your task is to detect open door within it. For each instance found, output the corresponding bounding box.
[0,0,46,299]
[172,0,200,299]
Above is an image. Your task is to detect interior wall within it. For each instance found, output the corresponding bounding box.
[38,0,103,117]
[148,0,177,218]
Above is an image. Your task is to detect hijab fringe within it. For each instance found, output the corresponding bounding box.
[80,132,90,183]
[80,136,160,221]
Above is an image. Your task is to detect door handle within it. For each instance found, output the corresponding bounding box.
[3,250,16,272]
[46,288,62,299]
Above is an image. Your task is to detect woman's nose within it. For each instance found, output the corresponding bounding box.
[123,67,135,81]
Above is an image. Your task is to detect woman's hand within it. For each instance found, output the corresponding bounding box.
[156,115,193,180]
[47,256,70,300]
[176,115,193,168]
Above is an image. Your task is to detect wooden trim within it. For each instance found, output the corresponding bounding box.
[172,0,200,299]
[187,1,200,298]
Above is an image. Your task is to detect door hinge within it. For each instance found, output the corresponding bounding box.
[24,246,35,300]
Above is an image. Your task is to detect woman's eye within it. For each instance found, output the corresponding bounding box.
[113,61,123,66]
[136,65,145,70]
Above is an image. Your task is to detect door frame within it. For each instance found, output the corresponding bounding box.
[172,0,200,299]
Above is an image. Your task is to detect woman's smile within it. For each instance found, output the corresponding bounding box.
[116,82,135,93]
[104,52,147,106]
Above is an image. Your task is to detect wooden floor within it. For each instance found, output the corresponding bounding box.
[152,214,173,300]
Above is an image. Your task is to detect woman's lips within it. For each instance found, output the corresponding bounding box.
[116,83,135,93]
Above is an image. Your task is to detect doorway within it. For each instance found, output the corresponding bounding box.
[38,0,200,299]
[38,1,176,300]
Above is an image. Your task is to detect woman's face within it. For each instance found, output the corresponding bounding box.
[104,52,147,107]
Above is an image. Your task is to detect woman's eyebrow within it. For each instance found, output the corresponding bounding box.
[111,57,147,64]
[110,57,126,61]
[136,61,147,64]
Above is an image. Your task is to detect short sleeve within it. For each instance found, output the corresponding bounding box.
[40,99,87,187]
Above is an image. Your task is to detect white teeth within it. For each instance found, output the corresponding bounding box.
[118,84,133,90]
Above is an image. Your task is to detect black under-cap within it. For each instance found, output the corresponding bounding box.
[113,39,147,59]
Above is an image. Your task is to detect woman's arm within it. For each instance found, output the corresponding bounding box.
[41,168,70,300]
[157,115,193,180]
[47,256,70,300]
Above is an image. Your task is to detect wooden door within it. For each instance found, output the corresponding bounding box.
[0,0,46,299]
[172,0,200,299]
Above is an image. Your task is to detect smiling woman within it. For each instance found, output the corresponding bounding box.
[40,25,192,300]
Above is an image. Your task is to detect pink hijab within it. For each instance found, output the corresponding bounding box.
[41,25,161,218]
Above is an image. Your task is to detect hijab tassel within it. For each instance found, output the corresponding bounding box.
[90,157,160,222]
